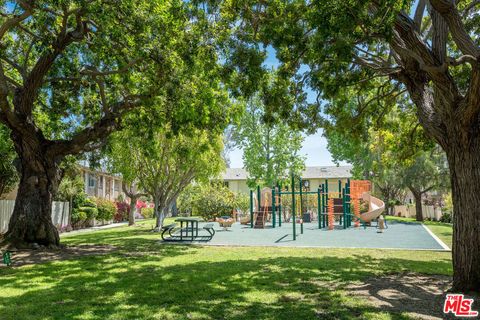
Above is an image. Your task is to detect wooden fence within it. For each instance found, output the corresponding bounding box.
[0,200,70,233]
[393,204,443,221]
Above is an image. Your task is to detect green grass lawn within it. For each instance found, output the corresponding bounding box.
[0,219,453,320]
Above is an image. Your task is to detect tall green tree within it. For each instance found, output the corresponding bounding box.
[211,1,480,291]
[0,124,17,198]
[0,1,227,247]
[402,149,448,221]
[110,126,225,230]
[107,143,147,226]
[234,96,305,188]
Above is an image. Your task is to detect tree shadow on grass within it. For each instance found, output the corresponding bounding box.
[0,251,453,320]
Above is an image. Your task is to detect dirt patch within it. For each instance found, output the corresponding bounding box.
[1,244,117,267]
[346,273,478,319]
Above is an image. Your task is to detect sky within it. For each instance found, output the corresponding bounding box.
[227,47,348,169]
[229,129,345,168]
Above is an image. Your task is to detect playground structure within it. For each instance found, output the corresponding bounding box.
[249,175,385,240]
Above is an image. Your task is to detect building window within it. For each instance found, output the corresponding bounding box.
[88,174,96,188]
[114,179,120,191]
[99,176,103,189]
[223,181,229,188]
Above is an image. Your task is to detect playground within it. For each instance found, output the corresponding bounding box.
[181,220,449,250]
[161,177,449,251]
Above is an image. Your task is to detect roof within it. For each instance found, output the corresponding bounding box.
[222,166,353,181]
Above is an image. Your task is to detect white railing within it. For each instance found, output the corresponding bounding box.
[0,200,70,233]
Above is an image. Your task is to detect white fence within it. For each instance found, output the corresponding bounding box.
[0,200,70,233]
[393,205,443,221]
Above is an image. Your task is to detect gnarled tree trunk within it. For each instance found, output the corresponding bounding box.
[4,145,63,248]
[445,142,480,292]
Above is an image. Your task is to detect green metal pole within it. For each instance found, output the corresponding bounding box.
[292,173,296,240]
[321,184,325,228]
[338,179,342,195]
[317,187,321,229]
[342,187,347,229]
[299,177,303,221]
[249,190,254,228]
[325,179,329,204]
[347,179,351,227]
[278,186,282,227]
[272,186,276,228]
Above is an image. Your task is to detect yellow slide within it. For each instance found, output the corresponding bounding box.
[359,193,385,222]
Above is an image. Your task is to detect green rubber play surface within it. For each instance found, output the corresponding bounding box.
[169,221,449,250]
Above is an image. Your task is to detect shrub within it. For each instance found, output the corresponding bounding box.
[141,207,154,219]
[80,206,98,220]
[71,209,87,227]
[136,200,148,210]
[95,198,116,221]
[72,192,88,209]
[234,193,250,214]
[191,184,236,221]
[177,185,199,215]
[115,201,130,222]
[440,212,452,223]
[83,197,97,208]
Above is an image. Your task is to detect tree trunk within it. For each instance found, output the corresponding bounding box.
[129,196,137,226]
[445,144,480,292]
[4,155,62,248]
[171,199,178,217]
[153,196,162,230]
[384,201,391,216]
[156,207,167,229]
[410,189,423,222]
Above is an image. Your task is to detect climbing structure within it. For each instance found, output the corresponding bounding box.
[350,180,372,227]
[327,198,334,230]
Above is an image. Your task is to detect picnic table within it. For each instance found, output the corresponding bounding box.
[175,217,203,241]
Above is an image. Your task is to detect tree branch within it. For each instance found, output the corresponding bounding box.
[49,94,147,157]
[17,7,89,116]
[429,0,480,57]
[0,0,33,40]
[413,0,426,31]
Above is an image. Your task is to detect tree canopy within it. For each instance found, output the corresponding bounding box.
[233,95,305,188]
[109,124,225,229]
[207,0,480,291]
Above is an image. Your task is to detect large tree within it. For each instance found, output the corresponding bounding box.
[0,1,224,247]
[107,143,146,226]
[402,149,448,221]
[213,0,480,291]
[233,95,305,188]
[110,126,225,230]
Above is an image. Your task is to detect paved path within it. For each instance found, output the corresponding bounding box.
[61,222,128,236]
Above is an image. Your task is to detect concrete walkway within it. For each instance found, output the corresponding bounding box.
[61,222,128,236]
